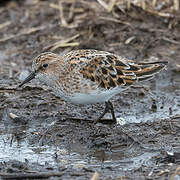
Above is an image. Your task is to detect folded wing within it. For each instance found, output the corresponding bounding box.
[67,50,168,90]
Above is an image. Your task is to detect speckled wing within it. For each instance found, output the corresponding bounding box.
[79,52,138,89]
[64,50,167,90]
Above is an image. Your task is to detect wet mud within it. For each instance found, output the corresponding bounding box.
[0,0,180,179]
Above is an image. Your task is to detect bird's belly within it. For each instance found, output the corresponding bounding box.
[69,93,109,104]
[65,87,127,104]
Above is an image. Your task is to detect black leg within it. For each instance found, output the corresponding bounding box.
[107,101,116,122]
[95,101,116,123]
[97,101,109,121]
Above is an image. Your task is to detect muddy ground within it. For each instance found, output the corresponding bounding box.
[0,0,180,179]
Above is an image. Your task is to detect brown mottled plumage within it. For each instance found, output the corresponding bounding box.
[19,49,168,123]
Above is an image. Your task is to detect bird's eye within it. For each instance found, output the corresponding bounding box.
[42,64,48,68]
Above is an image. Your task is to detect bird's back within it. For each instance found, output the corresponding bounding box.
[62,49,167,89]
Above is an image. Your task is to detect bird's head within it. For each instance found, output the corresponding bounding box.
[19,52,59,87]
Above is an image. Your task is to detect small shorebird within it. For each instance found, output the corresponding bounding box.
[19,49,168,123]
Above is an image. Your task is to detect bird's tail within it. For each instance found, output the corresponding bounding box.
[133,61,168,81]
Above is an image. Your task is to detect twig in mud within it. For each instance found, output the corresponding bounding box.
[43,34,80,51]
[174,0,179,11]
[127,0,131,9]
[161,37,180,45]
[68,1,75,21]
[0,85,19,91]
[125,36,136,44]
[152,0,157,7]
[108,0,117,12]
[97,0,117,12]
[91,172,99,180]
[51,42,79,51]
[141,0,146,10]
[55,0,81,28]
[157,169,170,176]
[97,0,109,11]
[58,0,68,27]
[9,112,19,120]
[148,167,154,177]
[0,21,11,30]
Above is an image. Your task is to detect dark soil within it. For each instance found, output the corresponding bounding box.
[0,0,180,179]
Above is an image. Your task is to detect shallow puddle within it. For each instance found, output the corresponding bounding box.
[0,125,158,173]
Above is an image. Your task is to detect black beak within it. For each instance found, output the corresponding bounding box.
[19,71,36,87]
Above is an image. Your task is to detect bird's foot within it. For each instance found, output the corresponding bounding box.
[94,101,117,124]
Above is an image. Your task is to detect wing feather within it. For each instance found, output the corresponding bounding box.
[64,50,167,90]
